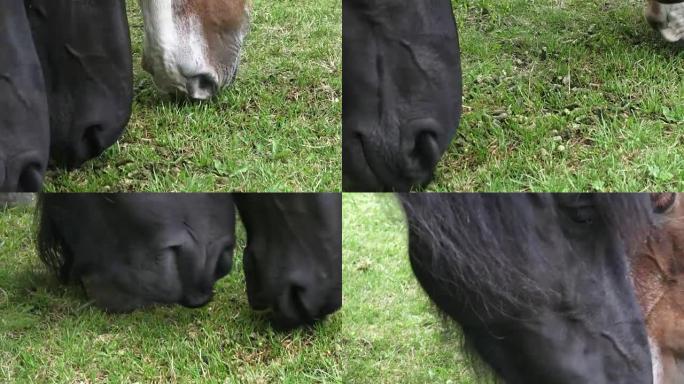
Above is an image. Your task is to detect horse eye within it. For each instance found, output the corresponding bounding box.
[557,194,596,224]
[568,206,595,224]
[155,246,180,263]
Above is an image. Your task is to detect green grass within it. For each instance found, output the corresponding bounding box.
[0,195,474,383]
[0,202,344,383]
[43,0,341,192]
[423,0,684,191]
[341,193,473,383]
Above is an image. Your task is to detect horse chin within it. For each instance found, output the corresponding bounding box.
[222,59,241,90]
[269,312,318,332]
[81,274,179,313]
[247,290,325,330]
[659,24,684,43]
[82,283,153,313]
[212,35,246,93]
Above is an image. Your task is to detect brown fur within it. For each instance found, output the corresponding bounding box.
[646,0,664,31]
[175,0,248,33]
[174,0,250,67]
[648,0,663,17]
[633,193,684,383]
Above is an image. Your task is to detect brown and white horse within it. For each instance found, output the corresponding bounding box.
[137,0,251,100]
[632,193,684,384]
[645,0,684,42]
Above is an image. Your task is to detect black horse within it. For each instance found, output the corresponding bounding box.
[0,0,133,192]
[342,0,463,192]
[0,0,49,192]
[398,193,654,383]
[25,0,133,168]
[343,0,681,192]
[36,193,341,330]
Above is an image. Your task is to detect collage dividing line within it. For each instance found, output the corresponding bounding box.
[1,0,683,382]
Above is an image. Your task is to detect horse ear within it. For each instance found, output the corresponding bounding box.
[650,193,677,214]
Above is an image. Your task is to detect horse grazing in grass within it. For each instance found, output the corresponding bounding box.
[342,0,462,192]
[632,193,684,384]
[137,0,251,100]
[24,0,134,169]
[1,0,133,191]
[36,193,341,330]
[0,0,49,192]
[344,1,683,192]
[1,0,252,191]
[399,193,654,383]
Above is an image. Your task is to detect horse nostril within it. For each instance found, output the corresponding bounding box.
[272,282,315,330]
[186,74,218,100]
[181,290,213,308]
[17,162,43,192]
[401,118,442,183]
[414,131,440,169]
[214,246,233,280]
[1,158,44,192]
[289,284,310,318]
[80,124,105,163]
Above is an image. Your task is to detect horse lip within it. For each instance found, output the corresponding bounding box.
[270,290,316,330]
[345,133,385,191]
[354,132,414,192]
[180,290,214,308]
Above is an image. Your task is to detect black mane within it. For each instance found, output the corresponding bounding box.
[398,193,653,318]
[34,194,73,283]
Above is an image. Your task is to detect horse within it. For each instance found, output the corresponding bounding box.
[342,0,462,192]
[1,0,254,191]
[0,0,49,192]
[24,0,134,169]
[398,193,654,383]
[646,1,684,42]
[137,0,251,100]
[2,0,251,190]
[344,0,683,192]
[35,193,341,330]
[1,0,134,192]
[632,193,684,384]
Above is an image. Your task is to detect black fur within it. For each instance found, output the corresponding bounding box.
[34,193,342,330]
[399,193,654,384]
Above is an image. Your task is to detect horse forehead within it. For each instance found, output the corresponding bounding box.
[174,0,248,28]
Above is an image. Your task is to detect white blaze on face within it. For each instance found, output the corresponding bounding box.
[138,0,216,99]
[646,1,684,42]
[649,336,664,384]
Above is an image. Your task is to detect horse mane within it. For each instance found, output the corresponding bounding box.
[34,194,74,284]
[398,193,653,320]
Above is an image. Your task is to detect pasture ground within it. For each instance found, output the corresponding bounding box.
[0,195,473,383]
[426,0,684,191]
[341,193,474,383]
[44,0,341,192]
[0,202,345,382]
